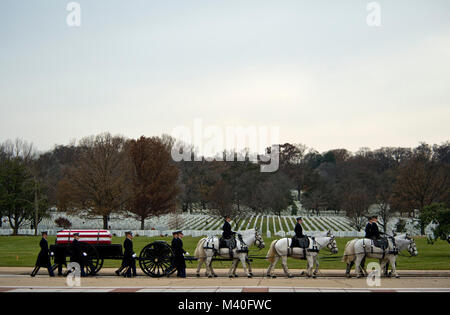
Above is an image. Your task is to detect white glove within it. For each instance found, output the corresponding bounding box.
[83,252,87,256]
[184,252,190,256]
[50,252,54,256]
[132,253,137,258]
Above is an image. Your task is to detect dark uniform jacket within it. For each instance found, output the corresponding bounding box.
[171,237,186,268]
[70,239,83,263]
[364,222,373,238]
[294,223,304,238]
[365,222,381,240]
[222,221,235,239]
[371,222,380,239]
[123,238,134,264]
[35,238,51,267]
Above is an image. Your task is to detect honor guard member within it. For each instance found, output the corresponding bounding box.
[365,216,381,241]
[30,231,55,277]
[171,231,187,278]
[222,216,236,257]
[370,216,381,240]
[222,216,235,239]
[68,233,86,277]
[120,231,137,277]
[365,216,374,239]
[53,242,67,276]
[294,217,304,238]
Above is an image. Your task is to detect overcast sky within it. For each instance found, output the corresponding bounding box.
[1,0,449,154]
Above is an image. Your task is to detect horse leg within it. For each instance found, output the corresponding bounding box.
[306,255,315,278]
[247,259,253,277]
[205,256,213,278]
[196,258,203,277]
[210,262,218,277]
[267,256,278,278]
[355,255,364,278]
[228,259,238,278]
[281,256,293,278]
[239,254,251,278]
[389,256,399,278]
[345,261,354,278]
[313,256,319,277]
[232,259,239,277]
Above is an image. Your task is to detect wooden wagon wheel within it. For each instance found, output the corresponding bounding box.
[80,243,102,275]
[139,241,175,277]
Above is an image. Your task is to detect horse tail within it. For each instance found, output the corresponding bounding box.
[266,240,279,263]
[342,239,357,263]
[194,238,207,259]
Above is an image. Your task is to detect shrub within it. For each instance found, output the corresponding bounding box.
[54,217,72,229]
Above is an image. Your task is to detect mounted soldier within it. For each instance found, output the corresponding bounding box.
[364,216,374,240]
[294,217,304,238]
[30,231,55,277]
[290,217,310,255]
[221,215,237,258]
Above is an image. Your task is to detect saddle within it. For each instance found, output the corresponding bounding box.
[372,237,388,250]
[219,234,247,253]
[290,236,310,249]
[219,237,236,249]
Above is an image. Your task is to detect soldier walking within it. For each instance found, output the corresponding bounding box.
[67,233,87,277]
[171,231,187,278]
[30,231,55,277]
[116,231,137,277]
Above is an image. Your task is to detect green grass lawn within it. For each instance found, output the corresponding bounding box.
[0,235,449,270]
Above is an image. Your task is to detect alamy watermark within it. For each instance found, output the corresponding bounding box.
[66,2,81,27]
[366,2,381,27]
[171,118,280,172]
[366,262,381,287]
[66,262,81,287]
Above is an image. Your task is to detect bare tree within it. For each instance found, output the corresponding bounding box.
[57,133,128,229]
[125,136,180,229]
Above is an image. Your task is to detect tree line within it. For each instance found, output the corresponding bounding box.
[0,133,448,235]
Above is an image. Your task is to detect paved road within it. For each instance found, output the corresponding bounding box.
[1,268,449,292]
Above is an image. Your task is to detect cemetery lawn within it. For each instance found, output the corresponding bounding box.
[0,235,449,270]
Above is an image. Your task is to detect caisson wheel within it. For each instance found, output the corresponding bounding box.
[138,241,175,277]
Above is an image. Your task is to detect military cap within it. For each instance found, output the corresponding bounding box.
[41,231,48,235]
[125,231,133,236]
[73,232,79,236]
[296,217,303,221]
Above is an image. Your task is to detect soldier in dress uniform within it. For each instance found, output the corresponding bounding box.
[171,231,187,278]
[68,233,86,277]
[370,216,381,240]
[119,231,137,277]
[222,216,236,257]
[30,231,55,277]
[294,217,304,238]
[365,216,374,239]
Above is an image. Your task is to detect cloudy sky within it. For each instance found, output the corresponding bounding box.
[1,0,449,154]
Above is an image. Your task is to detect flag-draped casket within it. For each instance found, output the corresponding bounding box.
[56,230,112,244]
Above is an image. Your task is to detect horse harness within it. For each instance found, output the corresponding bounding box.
[288,236,319,259]
[204,235,249,256]
[362,236,398,259]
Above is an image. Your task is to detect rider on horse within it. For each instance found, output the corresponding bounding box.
[295,217,304,238]
[222,215,237,258]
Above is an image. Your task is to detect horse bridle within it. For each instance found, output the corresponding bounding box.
[327,236,338,252]
[407,237,417,256]
[254,231,264,249]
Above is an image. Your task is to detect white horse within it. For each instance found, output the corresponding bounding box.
[266,233,338,278]
[342,233,418,278]
[194,229,265,278]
